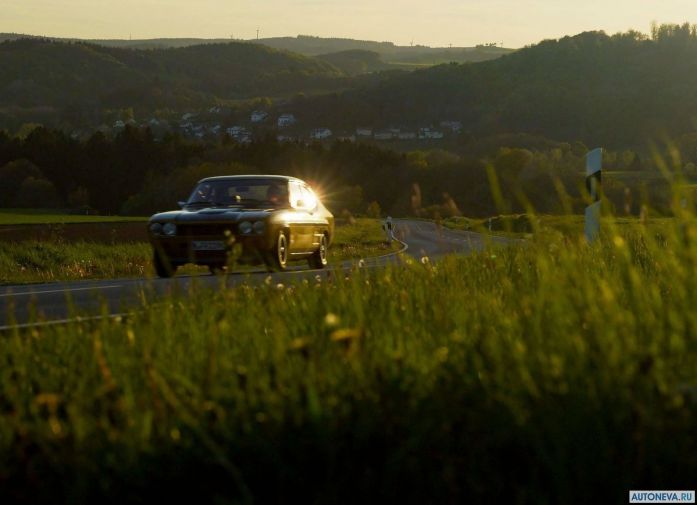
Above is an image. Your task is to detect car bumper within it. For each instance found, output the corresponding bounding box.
[150,234,273,265]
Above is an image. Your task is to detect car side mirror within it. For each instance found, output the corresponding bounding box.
[178,201,186,208]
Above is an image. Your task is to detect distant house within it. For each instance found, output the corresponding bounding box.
[209,106,223,114]
[374,130,394,140]
[210,125,222,134]
[338,135,356,142]
[310,128,332,140]
[277,135,295,142]
[181,112,196,121]
[251,110,269,123]
[149,118,160,127]
[278,114,297,128]
[398,132,417,140]
[113,120,125,129]
[356,127,373,137]
[419,128,444,140]
[440,120,463,133]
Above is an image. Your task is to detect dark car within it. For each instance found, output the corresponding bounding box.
[148,175,334,277]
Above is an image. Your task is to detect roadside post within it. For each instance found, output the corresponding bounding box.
[383,216,394,244]
[585,148,602,243]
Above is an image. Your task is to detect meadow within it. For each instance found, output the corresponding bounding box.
[1,214,695,503]
[0,218,398,284]
[0,209,147,225]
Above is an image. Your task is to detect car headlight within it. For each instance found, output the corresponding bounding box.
[163,223,177,236]
[149,222,163,235]
[253,221,265,234]
[238,221,252,234]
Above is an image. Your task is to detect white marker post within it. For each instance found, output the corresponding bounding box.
[383,216,394,244]
[585,148,602,243]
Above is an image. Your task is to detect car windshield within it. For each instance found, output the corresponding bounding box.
[187,179,290,208]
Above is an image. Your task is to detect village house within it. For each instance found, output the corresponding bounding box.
[310,128,332,140]
[277,113,297,127]
[356,127,373,137]
[440,121,463,133]
[374,130,394,140]
[398,131,417,140]
[251,110,269,123]
[419,128,445,140]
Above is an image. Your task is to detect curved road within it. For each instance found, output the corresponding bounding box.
[0,220,510,329]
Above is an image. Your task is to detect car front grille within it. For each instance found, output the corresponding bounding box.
[178,223,235,237]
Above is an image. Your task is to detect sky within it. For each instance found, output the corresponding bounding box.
[2,0,696,48]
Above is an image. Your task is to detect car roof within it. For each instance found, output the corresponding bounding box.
[198,175,305,184]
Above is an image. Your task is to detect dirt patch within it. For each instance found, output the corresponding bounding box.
[0,222,148,243]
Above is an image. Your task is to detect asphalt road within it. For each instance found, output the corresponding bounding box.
[0,220,510,329]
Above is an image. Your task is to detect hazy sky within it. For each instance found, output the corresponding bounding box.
[3,0,696,48]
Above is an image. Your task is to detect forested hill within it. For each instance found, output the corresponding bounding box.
[0,33,514,66]
[251,36,513,65]
[0,38,345,111]
[298,25,697,146]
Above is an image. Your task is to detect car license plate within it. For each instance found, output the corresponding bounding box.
[192,240,226,251]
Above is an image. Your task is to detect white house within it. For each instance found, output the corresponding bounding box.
[113,120,125,129]
[251,110,269,123]
[440,121,463,133]
[374,130,394,140]
[398,132,417,140]
[277,114,297,127]
[310,128,332,140]
[181,113,196,121]
[419,128,444,140]
[356,127,373,137]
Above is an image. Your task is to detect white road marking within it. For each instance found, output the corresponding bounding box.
[0,285,123,298]
[0,312,130,331]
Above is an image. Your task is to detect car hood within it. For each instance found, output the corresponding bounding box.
[150,207,278,223]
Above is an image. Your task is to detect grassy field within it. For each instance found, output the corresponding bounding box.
[0,218,399,284]
[443,213,678,240]
[0,209,147,225]
[1,216,696,503]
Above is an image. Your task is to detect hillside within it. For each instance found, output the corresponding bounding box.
[252,36,513,65]
[294,26,697,146]
[0,38,345,112]
[316,50,389,75]
[0,33,514,66]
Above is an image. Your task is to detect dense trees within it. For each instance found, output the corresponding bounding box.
[1,127,680,217]
[293,25,697,146]
[0,39,346,117]
[0,127,201,212]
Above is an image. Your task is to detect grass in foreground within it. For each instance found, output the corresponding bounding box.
[0,218,399,284]
[1,218,696,503]
[444,213,677,239]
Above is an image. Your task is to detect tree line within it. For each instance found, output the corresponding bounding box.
[2,126,690,218]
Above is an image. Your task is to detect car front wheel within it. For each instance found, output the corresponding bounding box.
[153,250,177,278]
[308,233,328,269]
[268,230,289,271]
